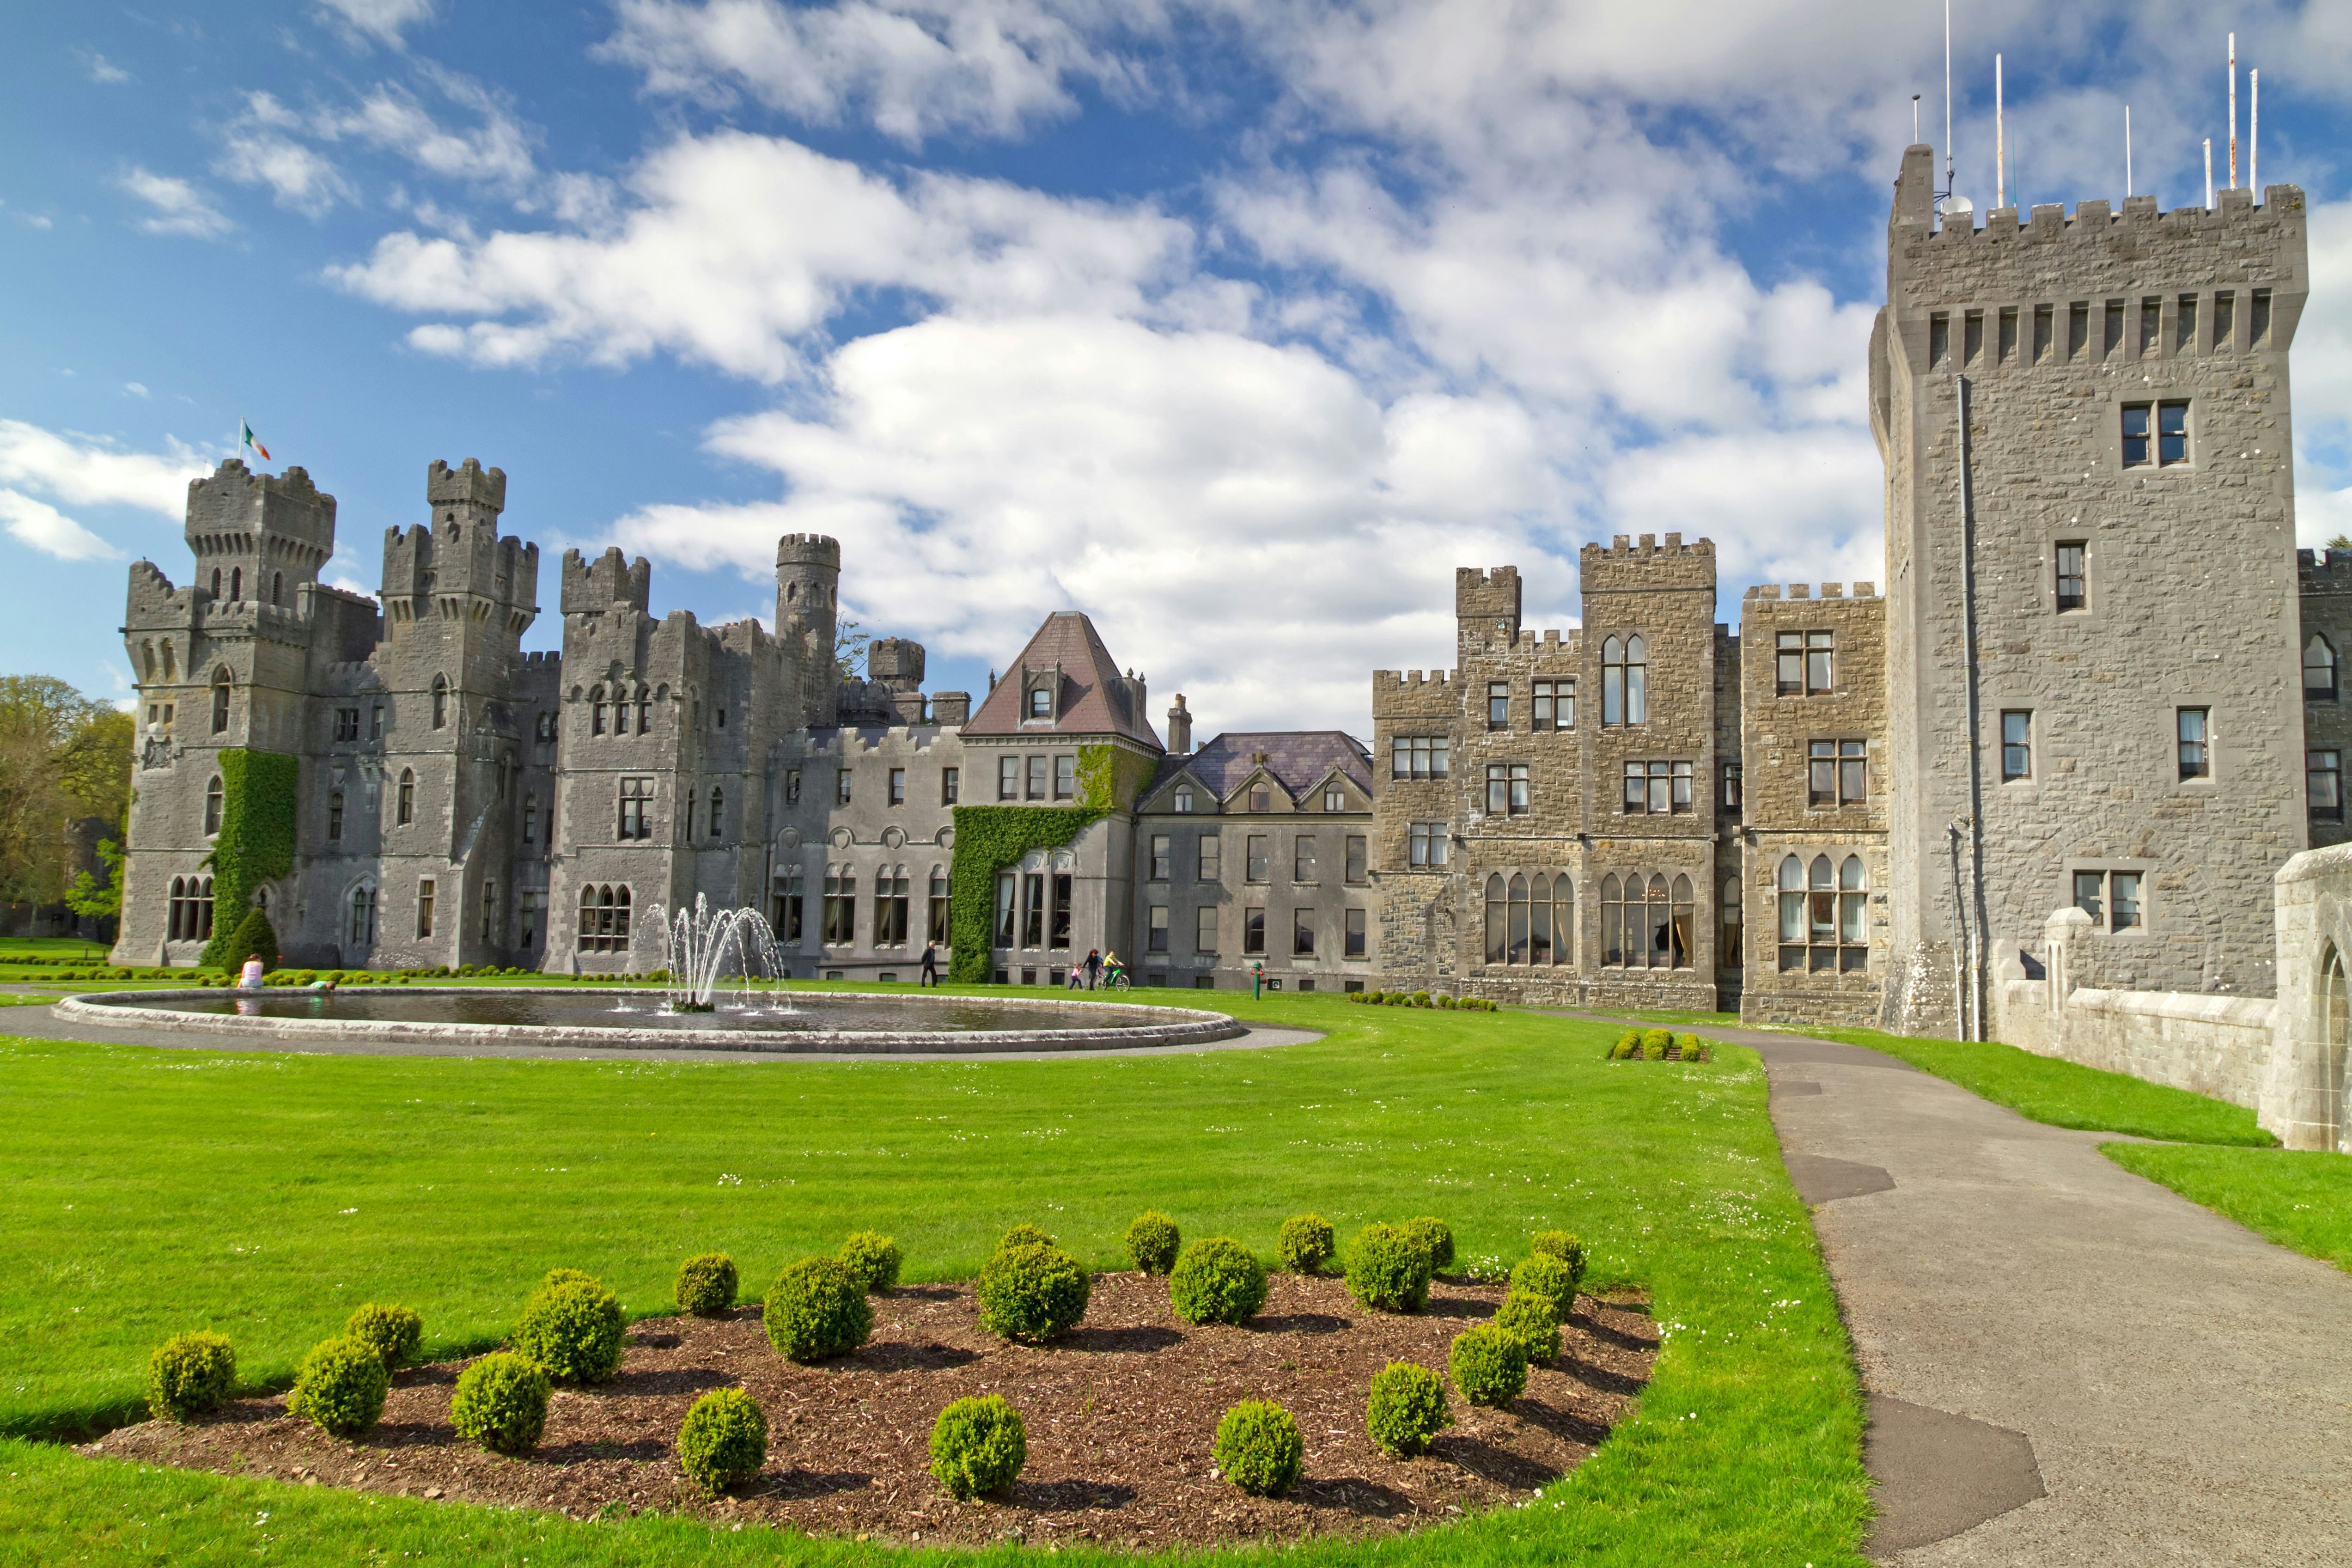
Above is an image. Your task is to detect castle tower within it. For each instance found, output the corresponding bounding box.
[776,534,840,669]
[1456,565,1521,661]
[183,459,336,610]
[1874,144,2309,1032]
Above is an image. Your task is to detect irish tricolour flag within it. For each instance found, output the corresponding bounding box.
[240,419,270,463]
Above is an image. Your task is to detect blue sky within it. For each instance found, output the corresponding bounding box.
[7,0,2352,736]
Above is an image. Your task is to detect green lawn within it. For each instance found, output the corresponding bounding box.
[0,935,119,964]
[1786,1024,2275,1147]
[0,994,1867,1565]
[2100,1142,2352,1270]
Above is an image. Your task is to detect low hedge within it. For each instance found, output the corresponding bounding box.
[1511,1253,1579,1309]
[1495,1288,1561,1363]
[1402,1216,1455,1271]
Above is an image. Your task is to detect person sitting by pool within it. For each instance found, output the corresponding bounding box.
[238,956,267,991]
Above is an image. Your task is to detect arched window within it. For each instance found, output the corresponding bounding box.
[1645,872,1670,966]
[431,675,449,729]
[578,884,633,953]
[2324,946,2349,1151]
[590,686,606,736]
[535,710,556,742]
[1529,873,1551,965]
[1670,874,1694,968]
[1602,636,1623,725]
[1551,873,1573,966]
[211,672,232,733]
[1719,876,1743,968]
[1778,855,1806,968]
[1485,873,1507,964]
[1508,873,1530,964]
[1839,855,1868,969]
[637,687,652,733]
[928,865,951,945]
[196,877,215,938]
[328,790,344,841]
[1625,635,1648,724]
[204,775,224,835]
[210,567,222,598]
[1600,873,1624,965]
[396,768,415,825]
[349,884,377,946]
[168,876,187,940]
[875,864,910,946]
[2309,633,2339,701]
[1174,784,1194,813]
[230,566,241,601]
[1778,854,1869,972]
[1029,685,1052,718]
[709,786,724,839]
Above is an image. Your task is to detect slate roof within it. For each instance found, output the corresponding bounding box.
[1145,730,1374,805]
[961,611,1162,747]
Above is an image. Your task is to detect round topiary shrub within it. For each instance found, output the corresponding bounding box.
[288,1335,390,1437]
[1365,1361,1451,1458]
[977,1242,1090,1342]
[677,1386,769,1494]
[1124,1211,1181,1275]
[839,1231,903,1293]
[1345,1223,1432,1314]
[1169,1237,1268,1326]
[1529,1230,1587,1279]
[1402,1216,1455,1271]
[1676,1033,1710,1062]
[449,1352,550,1454]
[146,1331,236,1422]
[344,1302,424,1368]
[1610,1030,1640,1060]
[1495,1288,1561,1363]
[676,1253,739,1317]
[929,1394,1027,1500]
[999,1223,1056,1252]
[513,1278,627,1384]
[763,1257,873,1361]
[540,1267,598,1293]
[1278,1213,1335,1274]
[1449,1324,1529,1408]
[1511,1253,1579,1313]
[1641,1028,1671,1061]
[1213,1399,1303,1495]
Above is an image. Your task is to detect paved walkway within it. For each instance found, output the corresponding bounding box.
[1692,1019,2352,1565]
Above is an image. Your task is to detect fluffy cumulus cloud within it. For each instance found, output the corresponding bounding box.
[0,492,122,562]
[0,421,213,563]
[215,70,536,216]
[314,0,438,48]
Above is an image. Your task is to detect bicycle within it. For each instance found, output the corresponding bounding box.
[1103,968,1130,991]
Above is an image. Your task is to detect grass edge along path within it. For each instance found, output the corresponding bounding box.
[2099,1141,2352,1273]
[0,1002,1868,1566]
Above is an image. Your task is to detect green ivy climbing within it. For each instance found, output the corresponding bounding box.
[945,804,1102,983]
[198,749,301,969]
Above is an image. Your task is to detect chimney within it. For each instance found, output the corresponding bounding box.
[1166,694,1193,755]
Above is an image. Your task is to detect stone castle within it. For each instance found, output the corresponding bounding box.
[112,146,2333,1040]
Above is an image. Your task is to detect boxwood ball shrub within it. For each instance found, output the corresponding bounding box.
[1495,1288,1562,1363]
[541,1268,598,1293]
[1610,1030,1640,1060]
[1402,1215,1455,1271]
[344,1302,424,1368]
[449,1352,550,1455]
[287,1336,390,1437]
[1346,1222,1432,1313]
[1511,1252,1580,1311]
[675,1253,739,1317]
[1169,1237,1268,1326]
[1365,1361,1451,1458]
[1530,1230,1588,1279]
[1449,1324,1529,1408]
[1124,1210,1181,1275]
[677,1387,769,1495]
[1641,1027,1672,1061]
[999,1223,1056,1252]
[1213,1399,1304,1495]
[838,1231,903,1293]
[1676,1032,1710,1062]
[514,1278,628,1384]
[763,1257,874,1361]
[1279,1213,1336,1274]
[929,1394,1027,1500]
[146,1331,236,1422]
[978,1242,1090,1342]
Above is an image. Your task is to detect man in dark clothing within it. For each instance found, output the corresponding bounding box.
[920,943,939,986]
[1083,948,1102,990]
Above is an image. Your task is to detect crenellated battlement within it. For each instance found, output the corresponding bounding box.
[1919,184,2304,250]
[560,546,652,616]
[1376,670,1458,690]
[1580,531,1717,597]
[426,457,506,511]
[2299,549,2352,593]
[1743,581,1881,603]
[1584,531,1715,561]
[775,534,841,568]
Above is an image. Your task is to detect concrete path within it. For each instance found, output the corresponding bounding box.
[1,1002,1323,1064]
[1701,1020,2352,1565]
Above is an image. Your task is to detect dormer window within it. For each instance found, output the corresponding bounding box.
[1029,686,1052,719]
[1249,787,1270,812]
[1174,785,1194,813]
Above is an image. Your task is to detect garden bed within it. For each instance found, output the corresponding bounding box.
[85,1270,1655,1550]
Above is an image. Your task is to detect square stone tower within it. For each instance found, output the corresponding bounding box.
[1874,144,2309,1031]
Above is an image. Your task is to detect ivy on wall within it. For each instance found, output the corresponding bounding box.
[945,804,1102,983]
[198,749,301,969]
[1076,743,1159,815]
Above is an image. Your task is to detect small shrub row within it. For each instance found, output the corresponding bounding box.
[1348,990,1500,1011]
[1608,1028,1712,1062]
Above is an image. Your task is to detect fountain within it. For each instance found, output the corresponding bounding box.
[657,896,789,1013]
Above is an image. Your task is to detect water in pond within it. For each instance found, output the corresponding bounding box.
[96,990,1179,1035]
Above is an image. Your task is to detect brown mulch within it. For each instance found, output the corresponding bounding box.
[87,1271,1655,1550]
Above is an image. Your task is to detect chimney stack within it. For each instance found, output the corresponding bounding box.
[1166,694,1193,755]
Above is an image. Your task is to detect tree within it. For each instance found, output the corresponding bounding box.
[835,618,870,680]
[64,838,124,923]
[0,677,133,909]
[2328,534,2352,552]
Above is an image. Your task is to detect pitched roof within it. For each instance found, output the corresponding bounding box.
[961,611,1161,746]
[1146,731,1373,804]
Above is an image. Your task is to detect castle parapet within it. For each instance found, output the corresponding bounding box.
[560,546,652,615]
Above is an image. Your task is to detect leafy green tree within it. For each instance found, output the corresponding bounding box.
[0,676,130,908]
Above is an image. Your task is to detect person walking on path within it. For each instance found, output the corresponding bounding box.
[919,943,939,987]
[1084,948,1102,990]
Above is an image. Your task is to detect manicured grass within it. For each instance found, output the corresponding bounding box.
[0,936,117,963]
[0,994,1869,1565]
[1788,1024,2275,1147]
[2100,1142,2352,1269]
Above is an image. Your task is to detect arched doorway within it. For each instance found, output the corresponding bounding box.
[2322,946,2349,1152]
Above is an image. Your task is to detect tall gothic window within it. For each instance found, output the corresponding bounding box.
[204,775,224,835]
[431,675,450,729]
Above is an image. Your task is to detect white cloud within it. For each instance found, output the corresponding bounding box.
[218,101,355,215]
[0,421,213,517]
[123,383,150,399]
[598,0,1135,147]
[116,168,234,240]
[314,0,437,48]
[215,72,536,215]
[0,491,124,562]
[87,53,131,85]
